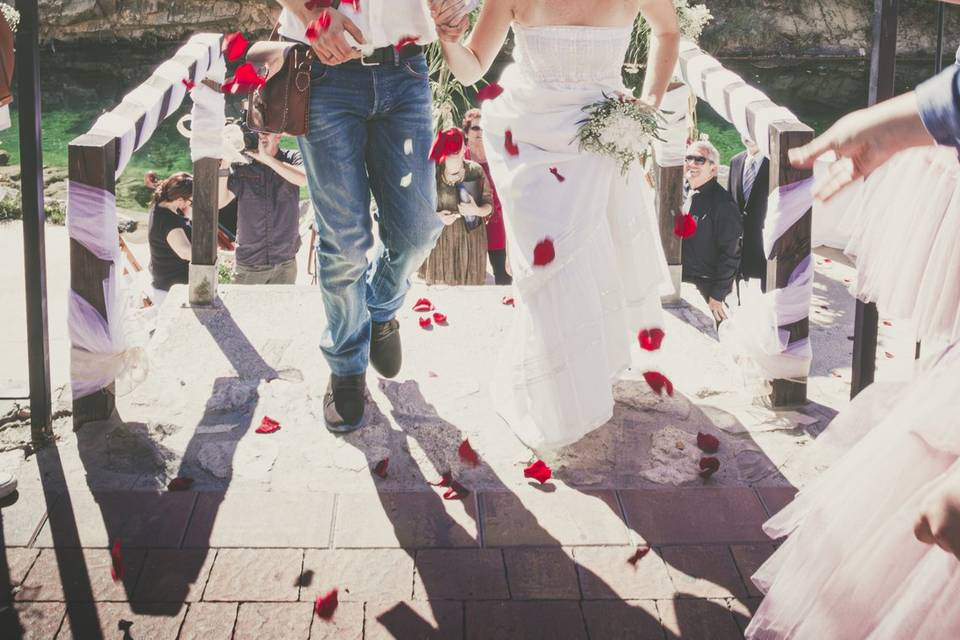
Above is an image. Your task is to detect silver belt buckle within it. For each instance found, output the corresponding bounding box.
[360,52,380,66]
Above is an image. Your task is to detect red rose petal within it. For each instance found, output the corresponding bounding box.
[504,129,520,156]
[882,320,893,327]
[430,471,453,487]
[395,35,419,51]
[696,432,720,454]
[643,371,674,397]
[167,477,194,491]
[673,213,697,239]
[222,62,267,94]
[523,459,552,485]
[884,351,894,359]
[223,31,250,62]
[433,312,448,325]
[314,589,339,620]
[413,297,435,312]
[428,128,465,164]
[341,0,360,9]
[699,456,720,479]
[373,458,389,479]
[110,540,124,582]
[549,166,566,182]
[256,416,281,434]
[476,82,504,102]
[532,238,555,267]
[638,327,665,351]
[458,438,480,466]
[181,78,195,91]
[419,316,432,329]
[443,480,470,500]
[823,258,832,263]
[627,545,651,566]
[305,11,333,40]
[501,296,515,307]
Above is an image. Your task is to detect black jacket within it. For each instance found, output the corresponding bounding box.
[681,178,743,301]
[728,151,770,281]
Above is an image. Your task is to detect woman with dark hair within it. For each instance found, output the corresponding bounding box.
[147,172,194,307]
[419,127,494,285]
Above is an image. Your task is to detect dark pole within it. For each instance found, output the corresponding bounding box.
[15,0,51,436]
[853,0,897,399]
[936,1,946,74]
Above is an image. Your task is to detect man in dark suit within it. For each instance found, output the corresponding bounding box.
[728,136,770,291]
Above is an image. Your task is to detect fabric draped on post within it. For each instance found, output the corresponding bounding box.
[720,180,815,386]
[190,53,226,162]
[652,83,689,168]
[66,33,222,400]
[67,182,149,398]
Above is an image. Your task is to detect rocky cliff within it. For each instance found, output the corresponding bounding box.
[35,0,960,58]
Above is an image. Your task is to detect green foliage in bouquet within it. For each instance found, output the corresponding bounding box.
[576,94,666,176]
[623,0,713,92]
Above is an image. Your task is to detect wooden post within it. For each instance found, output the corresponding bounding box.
[654,163,684,306]
[16,0,52,437]
[189,157,220,305]
[68,133,118,428]
[766,122,814,408]
[852,0,897,399]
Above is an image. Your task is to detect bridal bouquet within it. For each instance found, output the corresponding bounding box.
[576,93,665,176]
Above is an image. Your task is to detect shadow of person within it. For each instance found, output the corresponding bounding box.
[335,378,736,638]
[668,300,719,341]
[67,303,278,626]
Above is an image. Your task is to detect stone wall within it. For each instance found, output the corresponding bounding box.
[35,0,960,58]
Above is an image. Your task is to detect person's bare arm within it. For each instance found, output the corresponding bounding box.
[218,170,236,207]
[247,151,308,187]
[273,0,365,65]
[789,92,935,201]
[438,0,513,86]
[167,228,192,261]
[638,0,681,108]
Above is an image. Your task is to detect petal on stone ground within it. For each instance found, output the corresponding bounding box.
[523,460,552,484]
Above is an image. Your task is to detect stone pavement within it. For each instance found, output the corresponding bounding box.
[0,259,911,639]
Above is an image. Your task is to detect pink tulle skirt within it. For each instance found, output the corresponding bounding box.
[746,343,960,639]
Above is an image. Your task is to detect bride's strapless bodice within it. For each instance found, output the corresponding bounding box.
[511,23,632,87]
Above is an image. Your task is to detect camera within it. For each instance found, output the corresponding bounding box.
[238,109,259,151]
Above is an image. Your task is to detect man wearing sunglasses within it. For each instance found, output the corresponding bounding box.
[680,141,743,327]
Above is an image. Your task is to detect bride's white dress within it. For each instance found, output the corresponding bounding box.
[482,24,674,452]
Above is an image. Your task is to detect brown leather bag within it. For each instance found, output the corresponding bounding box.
[245,38,313,137]
[0,11,14,107]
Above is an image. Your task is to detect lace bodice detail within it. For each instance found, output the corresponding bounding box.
[511,24,632,87]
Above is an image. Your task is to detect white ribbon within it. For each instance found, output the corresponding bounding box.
[190,53,226,162]
[653,84,690,168]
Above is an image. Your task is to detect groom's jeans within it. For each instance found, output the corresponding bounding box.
[298,55,441,376]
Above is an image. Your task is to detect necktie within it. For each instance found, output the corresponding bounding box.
[742,156,758,204]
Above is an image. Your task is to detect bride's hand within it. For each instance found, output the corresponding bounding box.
[613,90,658,112]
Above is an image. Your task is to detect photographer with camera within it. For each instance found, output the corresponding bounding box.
[218,127,307,285]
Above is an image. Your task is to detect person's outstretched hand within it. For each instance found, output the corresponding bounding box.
[914,469,960,560]
[307,9,365,65]
[788,92,935,202]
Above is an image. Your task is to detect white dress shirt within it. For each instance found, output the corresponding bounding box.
[279,0,478,51]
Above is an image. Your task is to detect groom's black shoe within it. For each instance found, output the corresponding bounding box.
[323,373,367,433]
[370,319,402,378]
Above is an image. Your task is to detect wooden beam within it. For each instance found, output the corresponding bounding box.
[189,157,220,305]
[15,0,52,437]
[654,162,684,305]
[767,121,814,407]
[68,133,118,428]
[852,0,898,398]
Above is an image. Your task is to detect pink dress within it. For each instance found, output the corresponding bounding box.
[746,342,960,639]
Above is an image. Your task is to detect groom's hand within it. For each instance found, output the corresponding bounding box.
[430,0,471,42]
[307,9,365,65]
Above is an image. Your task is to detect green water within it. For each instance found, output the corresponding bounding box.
[0,47,945,207]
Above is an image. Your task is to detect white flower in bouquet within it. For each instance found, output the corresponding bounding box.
[576,94,665,176]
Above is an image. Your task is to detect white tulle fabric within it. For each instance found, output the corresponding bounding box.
[482,24,673,453]
[813,147,960,343]
[745,342,960,639]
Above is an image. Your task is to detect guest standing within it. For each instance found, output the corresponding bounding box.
[728,136,770,289]
[419,127,494,285]
[147,172,194,308]
[680,141,742,326]
[464,108,512,285]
